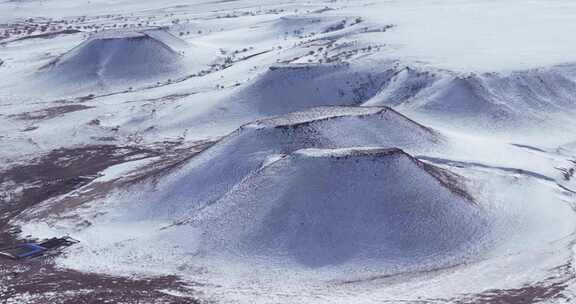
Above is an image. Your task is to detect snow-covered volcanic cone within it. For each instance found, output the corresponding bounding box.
[365,64,576,136]
[37,29,185,90]
[19,105,572,284]
[233,63,393,116]
[191,147,489,275]
[134,106,442,220]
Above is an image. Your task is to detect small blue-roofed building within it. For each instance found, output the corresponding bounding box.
[0,243,47,260]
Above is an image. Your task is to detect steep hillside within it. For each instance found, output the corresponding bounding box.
[232,62,394,116]
[192,147,488,275]
[36,29,186,91]
[126,106,441,221]
[366,64,576,134]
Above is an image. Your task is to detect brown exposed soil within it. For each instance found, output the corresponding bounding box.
[0,140,215,303]
[449,262,575,304]
[9,105,94,121]
[454,283,567,304]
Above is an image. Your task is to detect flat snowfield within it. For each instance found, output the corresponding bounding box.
[2,0,576,303]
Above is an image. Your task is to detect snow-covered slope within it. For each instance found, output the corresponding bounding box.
[362,63,576,137]
[235,63,392,115]
[111,106,441,221]
[36,29,186,91]
[191,147,488,275]
[4,0,576,303]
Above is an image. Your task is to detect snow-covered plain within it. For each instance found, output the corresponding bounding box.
[3,0,576,303]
